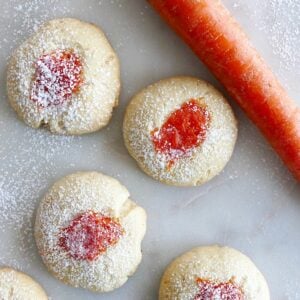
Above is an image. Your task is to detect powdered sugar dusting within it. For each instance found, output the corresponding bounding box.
[0,127,79,266]
[58,211,124,261]
[34,172,146,292]
[0,1,299,299]
[194,278,243,300]
[0,0,120,277]
[7,17,120,135]
[230,0,300,77]
[4,0,73,43]
[31,50,83,108]
[159,246,270,299]
[123,77,237,186]
[0,268,47,299]
[151,100,210,166]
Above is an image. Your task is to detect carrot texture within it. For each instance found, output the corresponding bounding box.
[148,0,300,181]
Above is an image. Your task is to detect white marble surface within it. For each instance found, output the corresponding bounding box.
[0,0,299,299]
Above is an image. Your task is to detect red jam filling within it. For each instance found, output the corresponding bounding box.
[31,49,83,108]
[58,211,124,261]
[151,100,210,164]
[194,278,244,300]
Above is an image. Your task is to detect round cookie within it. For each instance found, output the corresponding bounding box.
[7,18,120,135]
[123,77,237,186]
[0,267,47,300]
[159,246,270,300]
[34,172,146,293]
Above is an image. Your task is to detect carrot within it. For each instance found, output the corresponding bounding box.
[148,0,300,181]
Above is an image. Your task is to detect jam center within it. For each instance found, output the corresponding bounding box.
[194,278,243,300]
[59,211,124,261]
[31,49,83,108]
[151,99,210,162]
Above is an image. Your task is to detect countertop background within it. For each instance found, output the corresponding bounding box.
[0,0,299,299]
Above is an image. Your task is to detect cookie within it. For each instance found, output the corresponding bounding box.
[159,246,270,300]
[7,18,120,135]
[34,172,147,292]
[123,77,237,186]
[0,267,47,300]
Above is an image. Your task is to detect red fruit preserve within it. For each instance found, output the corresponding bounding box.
[59,211,124,261]
[31,49,83,108]
[194,278,243,300]
[152,99,210,164]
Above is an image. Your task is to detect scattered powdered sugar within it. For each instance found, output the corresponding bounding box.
[194,278,243,300]
[0,1,72,66]
[34,172,146,292]
[256,0,300,75]
[0,126,79,266]
[160,246,269,299]
[0,1,82,270]
[0,0,299,298]
[0,0,123,281]
[0,268,47,298]
[7,17,120,135]
[151,100,210,166]
[31,50,83,108]
[123,77,238,186]
[0,129,75,224]
[3,0,73,44]
[230,0,300,76]
[58,211,124,261]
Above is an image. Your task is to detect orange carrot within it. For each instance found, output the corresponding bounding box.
[148,0,300,181]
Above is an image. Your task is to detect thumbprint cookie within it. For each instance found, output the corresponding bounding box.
[159,246,270,300]
[7,18,120,135]
[123,77,237,186]
[0,267,47,299]
[34,172,146,292]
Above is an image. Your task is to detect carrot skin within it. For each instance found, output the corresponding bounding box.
[148,0,300,180]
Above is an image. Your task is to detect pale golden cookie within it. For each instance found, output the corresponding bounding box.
[123,77,238,186]
[34,172,146,293]
[159,246,270,300]
[7,18,120,135]
[0,267,47,300]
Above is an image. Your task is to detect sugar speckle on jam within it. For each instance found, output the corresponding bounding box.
[151,99,210,164]
[58,211,124,261]
[31,49,83,108]
[194,278,244,300]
